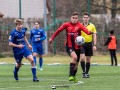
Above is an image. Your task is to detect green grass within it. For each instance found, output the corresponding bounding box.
[1,53,120,64]
[0,54,120,90]
[0,64,120,90]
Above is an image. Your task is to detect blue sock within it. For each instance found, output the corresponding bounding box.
[39,58,43,68]
[31,67,36,78]
[14,66,19,73]
[33,56,37,66]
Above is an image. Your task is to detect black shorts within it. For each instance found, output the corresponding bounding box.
[66,46,81,62]
[81,42,93,56]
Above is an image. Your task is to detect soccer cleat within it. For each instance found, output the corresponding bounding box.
[73,76,78,83]
[82,72,86,78]
[13,71,18,81]
[82,72,90,78]
[69,76,74,81]
[39,68,43,71]
[35,66,37,69]
[69,76,79,83]
[86,74,90,78]
[33,77,39,82]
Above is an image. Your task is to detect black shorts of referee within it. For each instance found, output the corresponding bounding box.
[81,42,93,56]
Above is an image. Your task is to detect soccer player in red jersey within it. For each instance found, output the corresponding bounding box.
[49,12,93,83]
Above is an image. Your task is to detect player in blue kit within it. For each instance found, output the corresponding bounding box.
[9,19,39,82]
[30,21,46,70]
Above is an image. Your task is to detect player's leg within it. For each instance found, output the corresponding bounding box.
[32,52,37,68]
[39,55,43,70]
[109,49,114,66]
[38,47,44,70]
[69,52,77,80]
[86,56,91,77]
[13,63,22,80]
[80,54,86,77]
[80,46,86,78]
[27,55,39,82]
[69,51,77,80]
[32,46,37,67]
[70,51,80,83]
[85,42,93,78]
[66,47,78,82]
[24,49,39,82]
[113,50,117,66]
[13,53,23,81]
[72,49,81,83]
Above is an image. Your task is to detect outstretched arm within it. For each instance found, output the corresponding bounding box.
[49,23,66,44]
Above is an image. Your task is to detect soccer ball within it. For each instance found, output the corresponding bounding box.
[75,36,85,45]
[51,84,56,89]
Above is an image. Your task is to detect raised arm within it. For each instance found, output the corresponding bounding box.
[49,23,66,43]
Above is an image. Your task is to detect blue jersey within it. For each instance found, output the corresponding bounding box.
[9,28,27,53]
[9,28,31,62]
[30,28,46,54]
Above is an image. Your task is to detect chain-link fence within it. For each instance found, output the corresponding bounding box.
[0,0,120,55]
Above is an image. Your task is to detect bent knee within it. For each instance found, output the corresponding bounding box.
[73,56,77,61]
[16,63,22,68]
[30,60,34,64]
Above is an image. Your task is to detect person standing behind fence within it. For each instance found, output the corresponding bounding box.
[80,12,97,78]
[49,12,93,83]
[104,30,118,66]
[30,21,46,70]
[9,19,39,82]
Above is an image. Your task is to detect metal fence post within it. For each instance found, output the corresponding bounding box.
[44,0,48,54]
[53,0,56,54]
[19,0,22,19]
[87,0,90,14]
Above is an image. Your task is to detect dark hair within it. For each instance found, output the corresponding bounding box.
[110,30,114,34]
[83,12,89,16]
[71,12,79,16]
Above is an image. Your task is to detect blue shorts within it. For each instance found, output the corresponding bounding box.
[32,46,44,55]
[14,48,32,63]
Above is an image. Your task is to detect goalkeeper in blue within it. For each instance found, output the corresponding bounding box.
[30,21,46,70]
[9,19,39,82]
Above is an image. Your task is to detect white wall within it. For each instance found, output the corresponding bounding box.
[0,0,44,18]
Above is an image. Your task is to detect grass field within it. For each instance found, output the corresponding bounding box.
[0,54,120,90]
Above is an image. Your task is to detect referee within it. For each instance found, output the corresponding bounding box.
[80,12,97,78]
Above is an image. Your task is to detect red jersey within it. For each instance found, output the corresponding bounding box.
[108,36,117,49]
[51,22,91,49]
